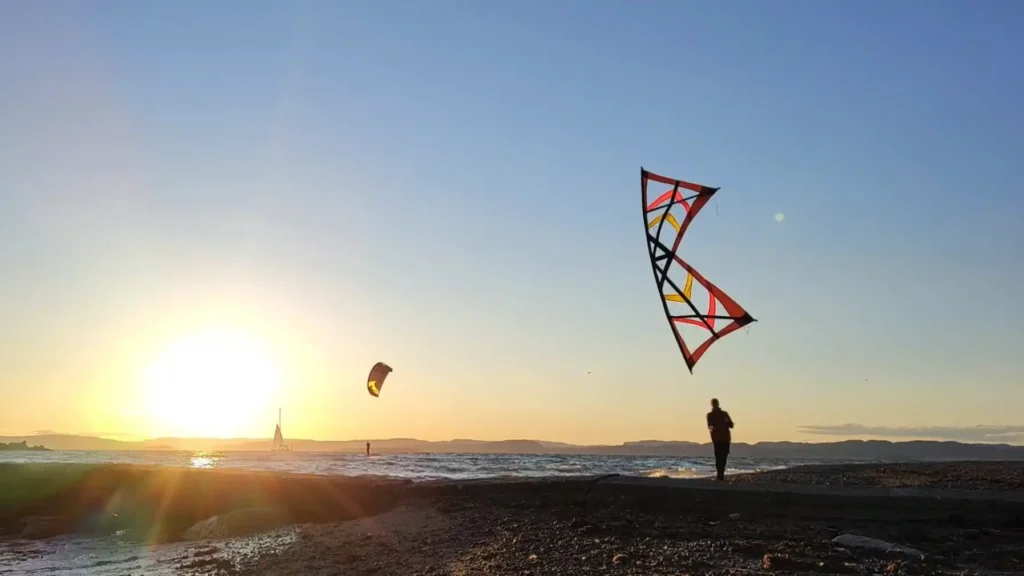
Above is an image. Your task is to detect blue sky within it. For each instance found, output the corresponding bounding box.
[1,1,1021,443]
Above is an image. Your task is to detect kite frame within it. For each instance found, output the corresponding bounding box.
[641,167,756,373]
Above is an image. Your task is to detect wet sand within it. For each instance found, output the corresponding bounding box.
[2,462,1024,575]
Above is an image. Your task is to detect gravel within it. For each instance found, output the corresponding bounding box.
[209,463,1024,576]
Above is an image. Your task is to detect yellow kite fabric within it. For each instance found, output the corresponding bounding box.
[367,362,393,397]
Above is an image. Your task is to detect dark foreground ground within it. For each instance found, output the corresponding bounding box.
[728,461,1024,491]
[2,462,1023,575]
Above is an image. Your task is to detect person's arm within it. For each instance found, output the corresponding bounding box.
[726,412,734,429]
[706,413,714,432]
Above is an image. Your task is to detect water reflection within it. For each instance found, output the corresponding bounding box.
[189,454,217,469]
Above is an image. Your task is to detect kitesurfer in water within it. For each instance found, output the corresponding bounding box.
[706,398,734,480]
[366,441,371,456]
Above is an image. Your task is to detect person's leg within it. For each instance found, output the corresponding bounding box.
[720,443,729,479]
[714,443,726,480]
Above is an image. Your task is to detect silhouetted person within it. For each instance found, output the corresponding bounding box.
[706,398,734,480]
[366,441,371,456]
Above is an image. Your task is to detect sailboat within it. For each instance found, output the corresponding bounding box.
[271,408,292,453]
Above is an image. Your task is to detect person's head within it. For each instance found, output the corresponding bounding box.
[711,398,720,409]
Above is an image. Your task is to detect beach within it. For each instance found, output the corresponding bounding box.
[2,462,1023,575]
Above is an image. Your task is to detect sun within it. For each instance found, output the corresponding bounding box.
[143,328,283,438]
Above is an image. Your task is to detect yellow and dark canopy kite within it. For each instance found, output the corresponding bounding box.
[367,362,393,397]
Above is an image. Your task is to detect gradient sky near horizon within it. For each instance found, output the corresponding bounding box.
[1,1,1022,445]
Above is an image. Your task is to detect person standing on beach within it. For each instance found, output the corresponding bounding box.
[706,398,734,481]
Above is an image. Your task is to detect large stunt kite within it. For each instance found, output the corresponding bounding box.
[641,167,756,373]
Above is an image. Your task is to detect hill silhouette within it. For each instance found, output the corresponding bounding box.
[0,441,49,452]
[2,434,1023,461]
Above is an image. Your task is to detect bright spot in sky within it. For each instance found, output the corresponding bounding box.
[143,328,283,438]
[774,212,786,222]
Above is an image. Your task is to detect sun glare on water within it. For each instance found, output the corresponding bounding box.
[143,328,283,438]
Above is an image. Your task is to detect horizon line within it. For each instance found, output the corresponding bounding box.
[3,433,1023,448]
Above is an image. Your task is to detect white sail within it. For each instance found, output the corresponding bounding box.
[271,408,290,452]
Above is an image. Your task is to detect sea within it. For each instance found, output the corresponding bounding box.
[0,450,819,575]
[0,449,806,480]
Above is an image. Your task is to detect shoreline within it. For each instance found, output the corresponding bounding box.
[2,462,1023,574]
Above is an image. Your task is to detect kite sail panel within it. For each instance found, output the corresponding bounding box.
[367,361,393,397]
[641,167,755,373]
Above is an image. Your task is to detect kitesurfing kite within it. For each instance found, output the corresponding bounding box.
[367,362,393,397]
[641,168,756,373]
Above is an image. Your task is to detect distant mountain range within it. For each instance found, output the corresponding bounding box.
[2,434,1023,461]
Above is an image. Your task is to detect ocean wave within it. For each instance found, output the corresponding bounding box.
[642,468,712,479]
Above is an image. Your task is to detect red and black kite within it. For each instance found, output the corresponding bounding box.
[640,168,755,373]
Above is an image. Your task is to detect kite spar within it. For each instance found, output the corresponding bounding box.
[641,168,755,373]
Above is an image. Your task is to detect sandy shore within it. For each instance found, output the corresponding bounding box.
[2,462,1023,575]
